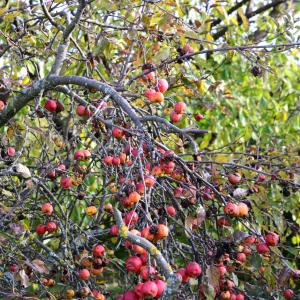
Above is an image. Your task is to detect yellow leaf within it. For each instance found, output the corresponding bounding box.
[132,99,145,108]
[238,8,249,31]
[175,0,184,17]
[0,8,7,16]
[215,154,231,163]
[22,76,30,85]
[4,11,21,22]
[230,16,239,26]
[195,80,205,95]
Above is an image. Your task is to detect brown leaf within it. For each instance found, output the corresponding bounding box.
[206,265,220,297]
[16,269,29,287]
[196,205,206,226]
[185,215,195,233]
[28,259,49,274]
[278,266,293,287]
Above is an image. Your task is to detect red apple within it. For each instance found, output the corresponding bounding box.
[224,202,239,216]
[265,232,279,247]
[194,112,204,121]
[76,105,86,116]
[93,245,105,257]
[142,281,158,298]
[0,100,5,111]
[46,221,57,233]
[6,147,15,157]
[176,268,190,283]
[74,150,85,161]
[122,290,139,300]
[140,265,156,280]
[60,177,72,189]
[228,173,242,185]
[283,289,294,299]
[134,283,144,298]
[44,99,57,112]
[144,175,155,188]
[170,111,182,123]
[236,252,246,263]
[110,225,119,236]
[256,243,269,254]
[236,294,245,300]
[154,279,166,298]
[157,79,169,93]
[185,262,202,278]
[103,155,113,165]
[112,156,121,166]
[36,224,47,235]
[41,203,53,215]
[124,210,139,225]
[79,269,90,281]
[183,44,194,54]
[257,174,266,182]
[9,264,18,272]
[174,102,186,114]
[112,127,125,139]
[166,205,176,216]
[125,256,142,273]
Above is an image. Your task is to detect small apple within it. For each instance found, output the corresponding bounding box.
[44,99,57,112]
[228,173,242,185]
[256,243,269,254]
[157,79,169,93]
[79,269,90,281]
[112,127,125,139]
[185,262,202,278]
[0,100,5,111]
[166,205,176,216]
[194,112,204,121]
[60,177,72,189]
[174,102,186,114]
[265,232,279,247]
[170,111,182,123]
[6,147,15,157]
[93,244,105,257]
[36,224,47,235]
[46,221,57,233]
[125,256,143,273]
[41,203,53,215]
[141,281,158,298]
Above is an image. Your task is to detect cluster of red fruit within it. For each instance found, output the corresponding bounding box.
[77,245,107,299]
[170,102,186,123]
[76,99,107,118]
[144,78,168,104]
[176,261,202,283]
[79,245,106,279]
[241,232,279,255]
[114,256,166,299]
[46,149,91,190]
[35,203,57,235]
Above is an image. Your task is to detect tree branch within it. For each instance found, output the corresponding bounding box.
[49,0,86,75]
[0,75,143,128]
[213,0,286,40]
[128,42,300,84]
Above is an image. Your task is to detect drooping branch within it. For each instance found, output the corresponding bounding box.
[113,208,181,298]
